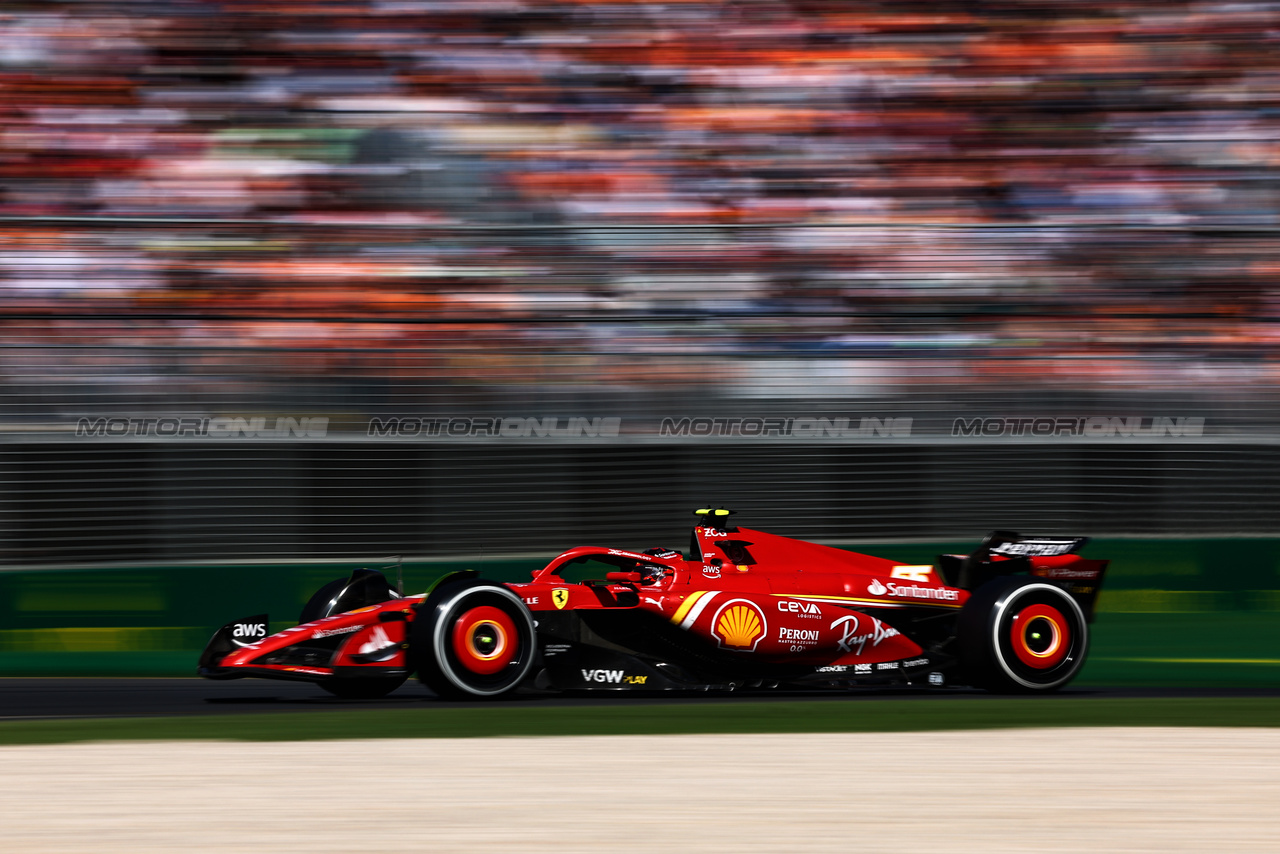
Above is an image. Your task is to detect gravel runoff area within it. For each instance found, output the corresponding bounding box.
[1,728,1276,852]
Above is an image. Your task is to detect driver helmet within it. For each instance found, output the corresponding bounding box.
[637,563,669,585]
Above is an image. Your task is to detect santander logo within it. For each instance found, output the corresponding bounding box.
[868,577,960,602]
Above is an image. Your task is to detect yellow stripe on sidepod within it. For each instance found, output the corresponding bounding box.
[670,591,710,625]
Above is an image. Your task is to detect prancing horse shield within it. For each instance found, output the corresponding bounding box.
[552,588,569,609]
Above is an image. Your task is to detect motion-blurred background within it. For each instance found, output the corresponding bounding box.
[0,0,1277,683]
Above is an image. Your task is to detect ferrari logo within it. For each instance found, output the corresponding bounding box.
[552,588,569,610]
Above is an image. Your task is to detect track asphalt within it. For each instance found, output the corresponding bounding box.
[1,678,1277,720]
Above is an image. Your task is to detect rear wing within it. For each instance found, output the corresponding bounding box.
[939,531,1108,622]
[986,535,1088,558]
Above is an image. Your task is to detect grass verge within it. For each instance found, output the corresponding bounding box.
[1,696,1277,745]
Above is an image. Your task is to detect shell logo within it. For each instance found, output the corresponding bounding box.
[712,600,767,651]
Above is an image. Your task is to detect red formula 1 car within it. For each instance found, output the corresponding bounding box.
[199,509,1108,699]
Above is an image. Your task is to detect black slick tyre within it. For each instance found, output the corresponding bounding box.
[299,578,348,625]
[411,580,537,700]
[957,576,1088,693]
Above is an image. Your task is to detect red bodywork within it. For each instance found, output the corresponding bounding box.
[216,604,414,680]
[508,524,963,668]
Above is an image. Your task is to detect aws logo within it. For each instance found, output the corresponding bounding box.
[230,615,268,647]
[712,599,767,651]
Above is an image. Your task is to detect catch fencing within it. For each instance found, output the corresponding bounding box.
[1,217,1277,564]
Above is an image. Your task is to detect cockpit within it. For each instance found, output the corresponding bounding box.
[532,546,684,588]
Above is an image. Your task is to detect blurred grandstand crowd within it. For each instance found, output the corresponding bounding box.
[2,0,1279,424]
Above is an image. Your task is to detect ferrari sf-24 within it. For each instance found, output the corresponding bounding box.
[199,509,1108,699]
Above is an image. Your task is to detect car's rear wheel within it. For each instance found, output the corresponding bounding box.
[957,577,1088,693]
[412,581,537,699]
[319,676,407,700]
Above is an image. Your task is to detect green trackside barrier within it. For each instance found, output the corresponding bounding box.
[0,556,541,677]
[0,539,1277,683]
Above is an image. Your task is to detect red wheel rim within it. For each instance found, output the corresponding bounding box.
[1009,603,1069,669]
[450,605,517,675]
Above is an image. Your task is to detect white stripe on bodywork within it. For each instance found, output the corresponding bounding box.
[679,591,718,630]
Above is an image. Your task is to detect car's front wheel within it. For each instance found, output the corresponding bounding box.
[411,580,537,699]
[957,577,1089,693]
[299,577,348,625]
